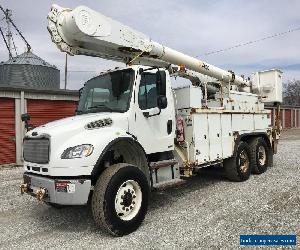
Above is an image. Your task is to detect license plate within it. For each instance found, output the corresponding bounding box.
[55,181,76,193]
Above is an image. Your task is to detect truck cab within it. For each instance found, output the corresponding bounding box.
[23,65,175,173]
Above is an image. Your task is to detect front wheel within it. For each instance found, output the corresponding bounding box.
[92,163,149,236]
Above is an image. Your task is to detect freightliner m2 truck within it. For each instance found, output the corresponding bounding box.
[20,5,282,236]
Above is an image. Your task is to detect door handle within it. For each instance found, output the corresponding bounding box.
[167,120,172,134]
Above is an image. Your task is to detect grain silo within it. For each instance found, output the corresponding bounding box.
[0,51,60,89]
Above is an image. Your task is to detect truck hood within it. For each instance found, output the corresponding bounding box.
[23,112,131,174]
[27,112,129,137]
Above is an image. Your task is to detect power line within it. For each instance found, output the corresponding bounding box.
[198,27,300,57]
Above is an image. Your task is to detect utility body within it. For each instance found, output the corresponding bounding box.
[20,5,282,236]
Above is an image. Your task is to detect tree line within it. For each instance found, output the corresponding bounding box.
[283,80,300,106]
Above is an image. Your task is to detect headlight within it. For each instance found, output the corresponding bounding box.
[61,144,94,159]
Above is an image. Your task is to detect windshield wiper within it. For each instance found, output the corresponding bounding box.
[87,104,116,112]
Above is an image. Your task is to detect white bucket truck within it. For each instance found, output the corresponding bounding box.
[20,5,282,236]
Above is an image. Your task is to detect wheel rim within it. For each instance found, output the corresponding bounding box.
[239,149,250,173]
[114,180,142,221]
[257,146,267,166]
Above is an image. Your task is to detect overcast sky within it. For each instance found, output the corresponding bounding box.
[1,0,300,89]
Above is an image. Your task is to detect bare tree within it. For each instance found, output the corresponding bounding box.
[283,80,300,106]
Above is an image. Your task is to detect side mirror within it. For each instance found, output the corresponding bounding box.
[156,70,166,96]
[21,113,34,131]
[21,113,30,122]
[157,95,167,109]
[143,96,167,118]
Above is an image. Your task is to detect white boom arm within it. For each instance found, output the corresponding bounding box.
[47,4,250,87]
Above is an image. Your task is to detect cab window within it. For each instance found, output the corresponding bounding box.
[138,71,166,110]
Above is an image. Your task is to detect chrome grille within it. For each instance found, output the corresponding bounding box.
[23,138,50,164]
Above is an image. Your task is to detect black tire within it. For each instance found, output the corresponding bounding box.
[249,137,273,174]
[92,163,149,236]
[224,141,252,182]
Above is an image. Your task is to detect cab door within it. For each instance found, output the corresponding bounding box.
[129,69,175,154]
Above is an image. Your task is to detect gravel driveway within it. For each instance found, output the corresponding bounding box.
[0,129,299,249]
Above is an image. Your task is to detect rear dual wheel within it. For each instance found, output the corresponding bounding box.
[224,141,251,182]
[224,137,273,181]
[249,137,273,174]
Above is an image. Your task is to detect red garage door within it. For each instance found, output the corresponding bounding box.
[0,98,16,164]
[292,110,295,127]
[27,100,77,127]
[284,109,291,128]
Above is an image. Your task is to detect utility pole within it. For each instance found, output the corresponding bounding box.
[64,53,68,89]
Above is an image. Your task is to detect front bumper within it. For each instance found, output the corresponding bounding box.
[21,173,91,205]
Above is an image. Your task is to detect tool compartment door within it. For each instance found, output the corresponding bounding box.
[221,114,233,159]
[208,114,222,161]
[193,114,209,164]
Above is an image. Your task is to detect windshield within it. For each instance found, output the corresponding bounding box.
[76,69,134,114]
